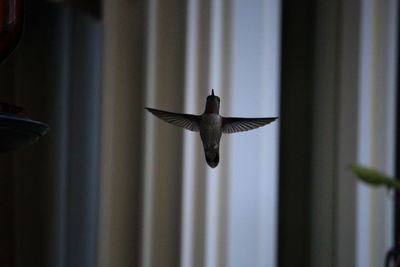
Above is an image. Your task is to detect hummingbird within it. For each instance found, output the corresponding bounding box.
[145,89,277,168]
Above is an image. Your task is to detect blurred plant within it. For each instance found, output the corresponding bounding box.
[350,163,400,191]
[350,163,400,267]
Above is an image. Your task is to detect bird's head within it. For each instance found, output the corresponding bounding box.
[205,89,220,114]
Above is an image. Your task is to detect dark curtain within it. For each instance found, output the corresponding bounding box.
[0,1,101,267]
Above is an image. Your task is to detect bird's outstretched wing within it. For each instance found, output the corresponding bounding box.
[222,117,277,134]
[145,107,200,132]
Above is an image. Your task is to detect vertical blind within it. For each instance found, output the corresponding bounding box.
[3,0,398,267]
[99,0,280,267]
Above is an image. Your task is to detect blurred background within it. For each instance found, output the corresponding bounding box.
[0,0,398,267]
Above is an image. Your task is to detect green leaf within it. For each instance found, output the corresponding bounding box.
[350,163,400,191]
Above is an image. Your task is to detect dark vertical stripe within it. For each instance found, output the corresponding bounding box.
[0,38,17,267]
[393,1,400,264]
[66,9,101,267]
[278,0,315,266]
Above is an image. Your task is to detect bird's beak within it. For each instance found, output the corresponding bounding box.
[212,89,214,96]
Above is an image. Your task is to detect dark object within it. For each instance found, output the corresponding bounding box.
[0,0,49,153]
[0,114,49,152]
[0,0,24,63]
[385,248,400,267]
[393,2,400,266]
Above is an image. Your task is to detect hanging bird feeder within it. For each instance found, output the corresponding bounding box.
[0,0,49,153]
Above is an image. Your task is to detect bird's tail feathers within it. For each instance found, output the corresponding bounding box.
[205,147,219,168]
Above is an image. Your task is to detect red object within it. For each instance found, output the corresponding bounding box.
[0,0,23,63]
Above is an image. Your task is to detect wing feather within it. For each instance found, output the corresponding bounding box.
[145,107,200,132]
[222,117,277,134]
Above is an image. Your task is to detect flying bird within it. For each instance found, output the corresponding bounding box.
[145,89,277,168]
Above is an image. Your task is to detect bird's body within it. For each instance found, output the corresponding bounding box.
[200,113,222,167]
[146,90,277,168]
